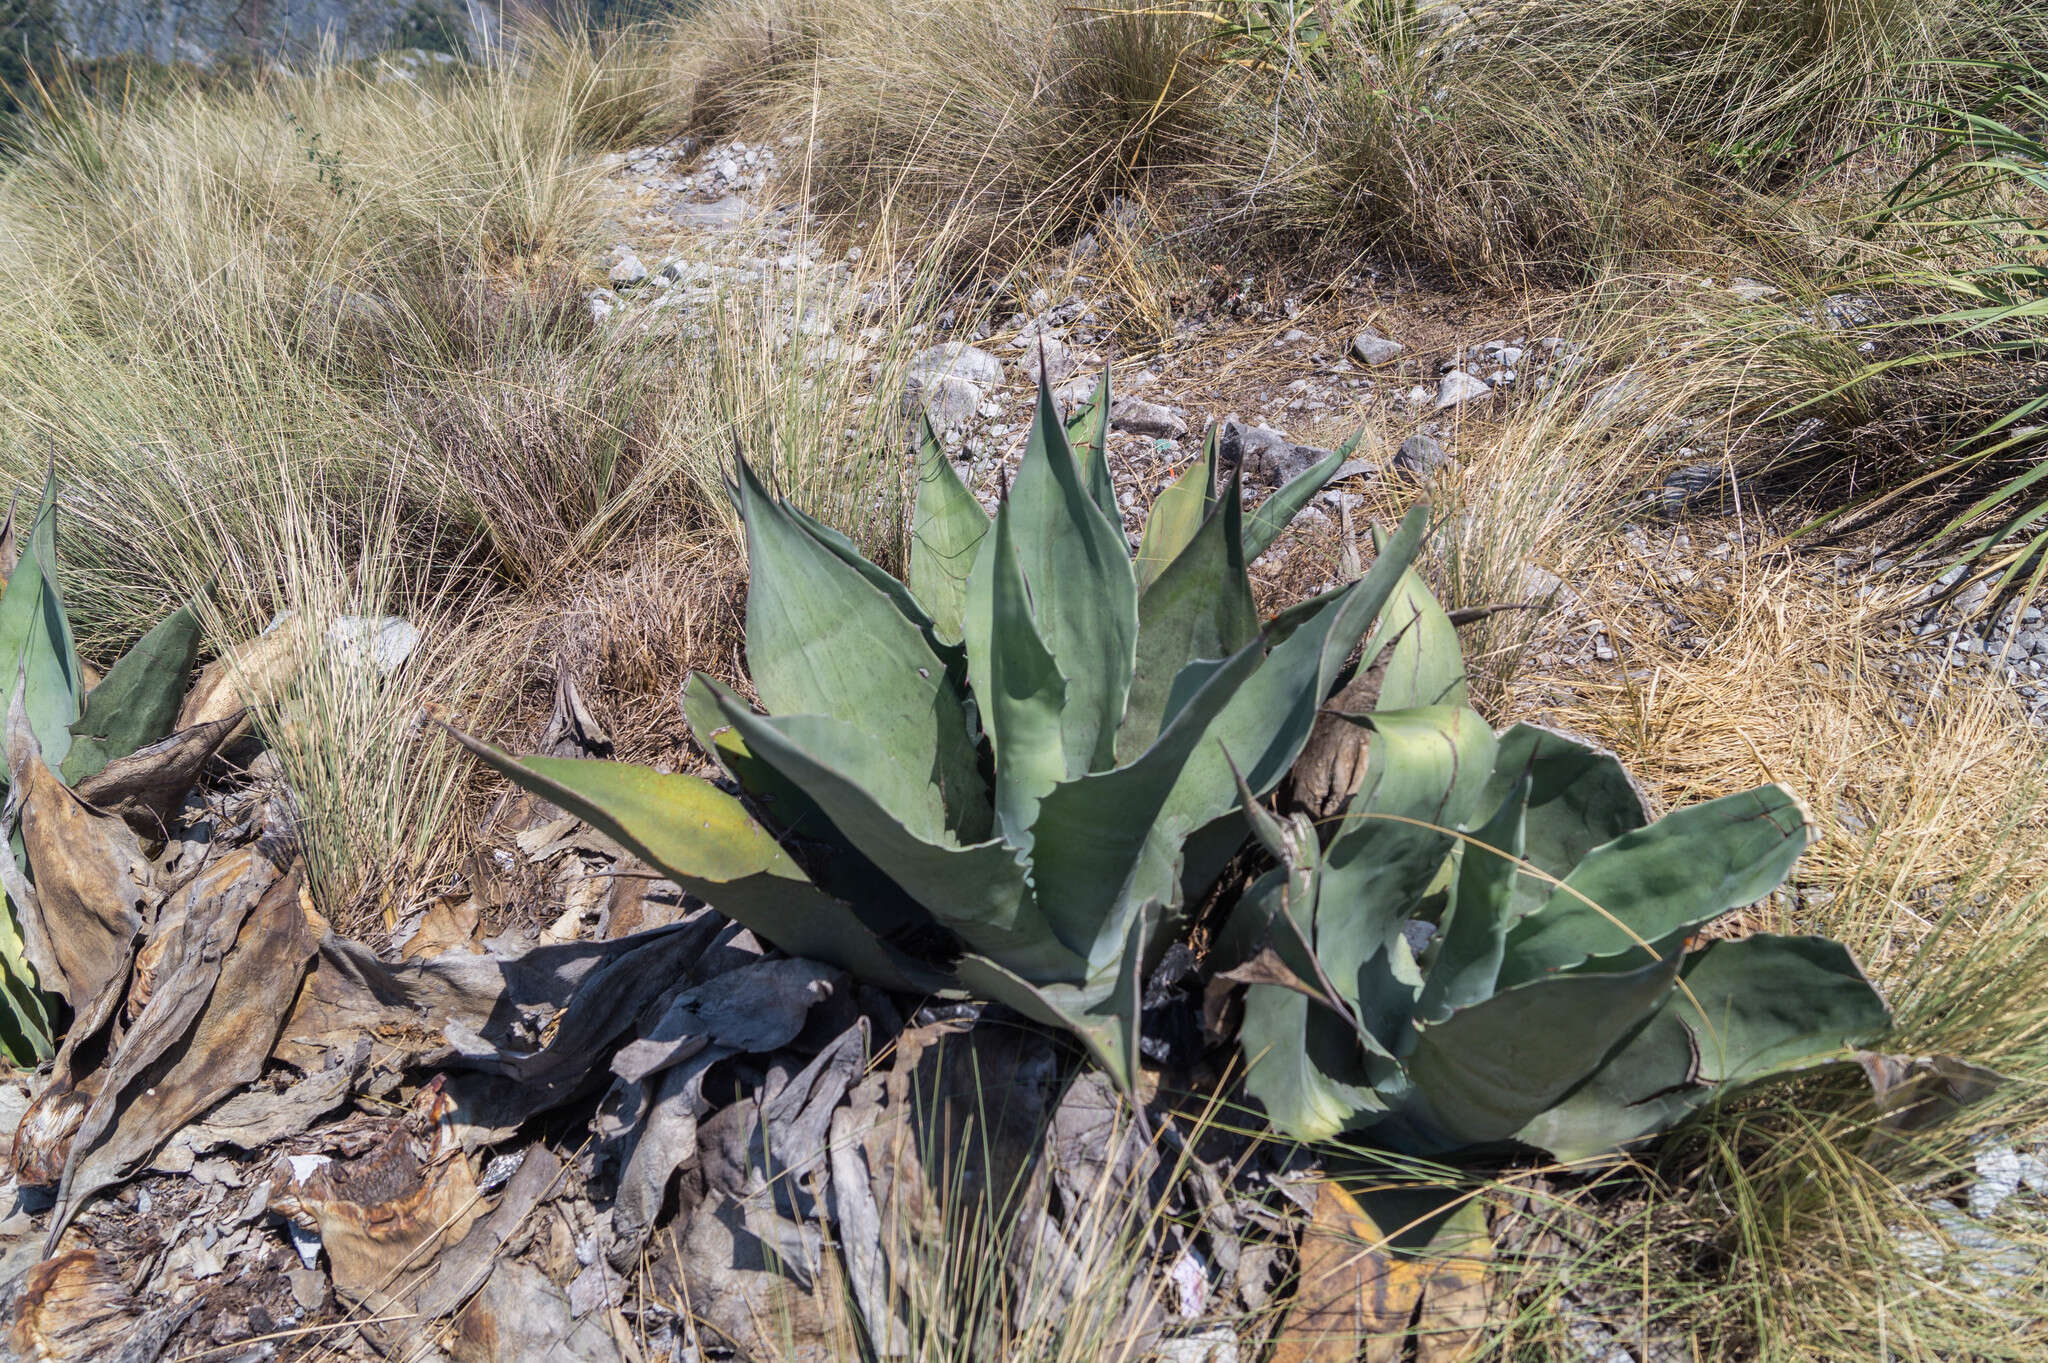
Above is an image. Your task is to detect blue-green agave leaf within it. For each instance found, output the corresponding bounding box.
[1158,506,1431,836]
[1314,706,1497,1048]
[906,416,988,645]
[982,500,1068,845]
[733,458,988,840]
[1392,946,1684,1152]
[60,594,206,787]
[1134,429,1217,591]
[1499,784,1814,986]
[1370,555,1467,711]
[1066,368,1118,521]
[1416,771,1530,1023]
[1004,376,1139,776]
[1242,431,1362,564]
[1479,724,1649,924]
[1514,935,1890,1161]
[1029,635,1264,964]
[0,474,84,775]
[954,907,1147,1091]
[1118,466,1258,761]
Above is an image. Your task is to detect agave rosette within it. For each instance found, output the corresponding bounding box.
[452,372,1428,1088]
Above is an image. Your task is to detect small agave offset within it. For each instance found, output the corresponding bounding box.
[1222,574,1893,1160]
[451,371,1430,1090]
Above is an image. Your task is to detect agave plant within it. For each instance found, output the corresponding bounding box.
[0,475,206,1063]
[450,372,1430,1090]
[1224,575,1891,1159]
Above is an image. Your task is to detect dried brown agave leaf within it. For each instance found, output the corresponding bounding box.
[3,1250,136,1362]
[400,895,485,960]
[175,623,304,731]
[1272,1181,1492,1363]
[6,749,152,1013]
[46,859,310,1249]
[269,1083,482,1305]
[448,1260,627,1363]
[72,712,244,840]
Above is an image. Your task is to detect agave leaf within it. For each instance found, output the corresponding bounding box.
[59,594,206,787]
[1066,368,1118,521]
[1133,429,1217,592]
[0,893,51,1064]
[682,672,836,841]
[1004,376,1139,776]
[1498,784,1814,986]
[0,474,83,774]
[906,416,989,645]
[1514,935,1890,1161]
[982,500,1068,845]
[1029,636,1264,964]
[733,458,989,840]
[1242,431,1361,564]
[442,725,937,992]
[1370,557,1467,711]
[705,696,1079,974]
[1234,867,1389,1141]
[1416,772,1530,1023]
[1479,724,1649,923]
[782,496,946,647]
[1314,706,1498,1047]
[954,908,1147,1092]
[1118,466,1259,761]
[1676,934,1892,1083]
[1393,946,1684,1152]
[1158,506,1431,836]
[1509,988,1702,1163]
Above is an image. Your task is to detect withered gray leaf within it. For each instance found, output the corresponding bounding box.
[47,860,310,1250]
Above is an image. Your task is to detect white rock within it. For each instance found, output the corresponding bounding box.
[1109,396,1188,441]
[1585,371,1646,420]
[908,342,1006,387]
[1156,1328,1237,1363]
[1349,328,1405,367]
[1972,1144,2026,1218]
[1015,338,1079,386]
[904,375,982,430]
[1434,371,1492,409]
[588,290,620,323]
[608,254,648,287]
[326,616,420,677]
[1052,375,1097,413]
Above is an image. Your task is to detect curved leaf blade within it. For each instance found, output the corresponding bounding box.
[1006,376,1139,776]
[60,595,206,787]
[1159,506,1431,835]
[983,501,1068,845]
[735,458,989,839]
[1480,724,1650,924]
[1134,429,1217,592]
[0,475,83,774]
[1118,467,1258,762]
[1499,784,1815,986]
[1394,947,1684,1152]
[906,416,989,645]
[1242,430,1362,564]
[440,725,936,991]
